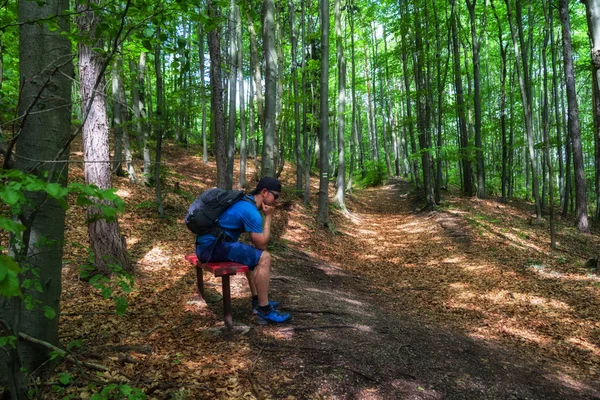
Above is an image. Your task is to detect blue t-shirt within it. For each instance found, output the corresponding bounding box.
[196,195,263,249]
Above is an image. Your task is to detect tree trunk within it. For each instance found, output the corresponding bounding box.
[451,0,473,196]
[505,0,542,219]
[237,6,247,188]
[317,0,330,226]
[262,0,276,177]
[466,0,485,198]
[207,0,228,188]
[582,0,600,218]
[491,0,508,202]
[154,28,164,217]
[114,54,136,183]
[559,0,590,233]
[542,2,556,248]
[415,2,435,207]
[247,12,265,132]
[111,58,125,177]
[290,0,303,195]
[349,2,358,190]
[549,23,565,208]
[1,0,72,389]
[334,0,346,208]
[226,0,237,189]
[302,1,312,204]
[77,0,130,275]
[198,22,209,164]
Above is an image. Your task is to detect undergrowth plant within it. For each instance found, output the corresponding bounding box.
[0,169,140,398]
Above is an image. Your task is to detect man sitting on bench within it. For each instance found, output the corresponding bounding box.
[195,177,291,324]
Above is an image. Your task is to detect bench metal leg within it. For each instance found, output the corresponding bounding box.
[196,265,205,299]
[221,275,233,329]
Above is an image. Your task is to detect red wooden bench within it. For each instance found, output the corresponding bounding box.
[185,254,249,330]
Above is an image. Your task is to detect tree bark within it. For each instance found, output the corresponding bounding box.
[207,0,228,188]
[237,6,247,188]
[505,0,542,219]
[198,22,209,163]
[317,0,330,226]
[247,11,265,132]
[262,0,276,177]
[560,0,590,232]
[466,0,485,198]
[542,2,556,248]
[334,0,346,208]
[451,0,473,196]
[1,0,72,388]
[154,28,164,217]
[226,0,237,189]
[290,0,303,195]
[582,0,600,218]
[111,58,125,177]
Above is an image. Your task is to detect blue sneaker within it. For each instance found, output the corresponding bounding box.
[255,305,291,324]
[252,298,279,313]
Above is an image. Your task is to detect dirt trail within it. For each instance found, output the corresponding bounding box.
[247,179,600,400]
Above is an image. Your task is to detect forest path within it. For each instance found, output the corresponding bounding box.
[251,178,600,399]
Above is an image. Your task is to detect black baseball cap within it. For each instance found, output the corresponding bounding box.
[251,176,282,195]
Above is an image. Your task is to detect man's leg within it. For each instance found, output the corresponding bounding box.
[252,251,271,307]
[245,271,257,297]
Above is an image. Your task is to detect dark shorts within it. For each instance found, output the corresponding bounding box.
[196,241,263,270]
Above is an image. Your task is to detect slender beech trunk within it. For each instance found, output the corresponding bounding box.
[116,55,136,183]
[226,0,237,189]
[492,0,509,202]
[198,22,208,163]
[111,59,125,177]
[334,0,346,208]
[317,0,330,226]
[466,0,485,198]
[154,29,164,217]
[505,0,542,219]
[303,2,312,204]
[349,2,357,190]
[248,12,265,131]
[207,0,228,188]
[262,0,276,177]
[582,0,600,218]
[290,0,302,194]
[550,23,565,207]
[237,6,247,188]
[451,0,473,195]
[415,2,435,207]
[542,2,555,248]
[559,0,590,232]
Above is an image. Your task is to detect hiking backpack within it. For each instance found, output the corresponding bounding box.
[185,188,246,236]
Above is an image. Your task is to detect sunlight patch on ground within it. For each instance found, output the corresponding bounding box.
[460,263,493,272]
[527,264,600,283]
[442,256,465,264]
[568,337,600,357]
[482,290,572,311]
[500,325,551,345]
[115,188,131,198]
[358,228,379,235]
[127,236,140,247]
[548,371,599,392]
[139,246,171,271]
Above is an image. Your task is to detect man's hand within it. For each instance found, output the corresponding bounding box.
[262,203,275,216]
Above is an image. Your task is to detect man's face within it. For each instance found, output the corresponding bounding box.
[262,188,280,206]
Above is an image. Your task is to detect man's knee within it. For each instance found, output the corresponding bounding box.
[259,250,271,266]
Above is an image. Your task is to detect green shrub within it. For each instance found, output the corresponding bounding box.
[358,160,388,188]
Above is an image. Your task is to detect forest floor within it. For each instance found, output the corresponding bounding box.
[52,140,600,399]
